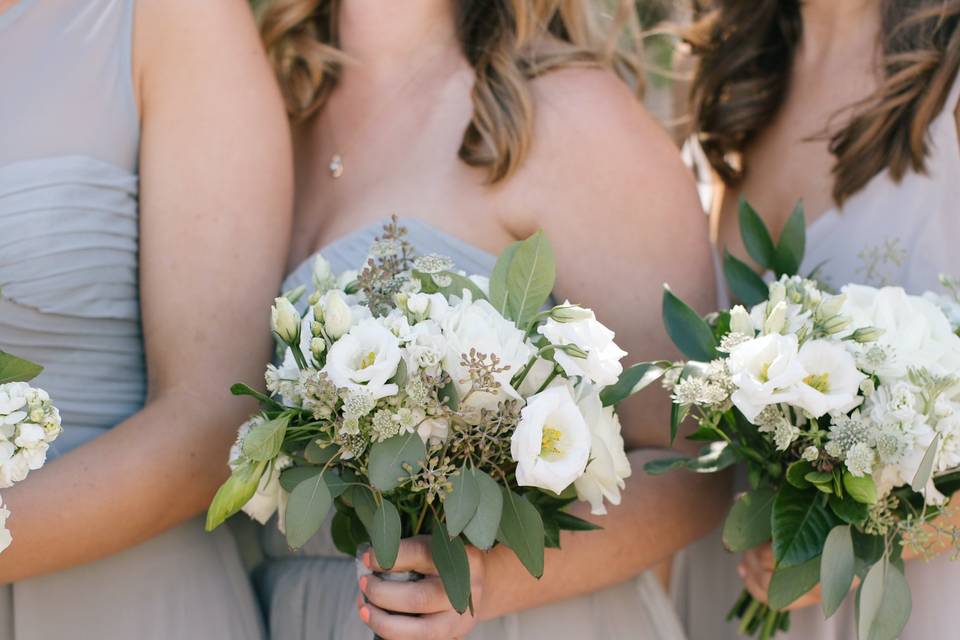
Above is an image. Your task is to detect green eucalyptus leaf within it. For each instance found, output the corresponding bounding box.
[738,198,776,268]
[463,470,503,550]
[505,231,556,327]
[445,466,481,537]
[489,241,520,318]
[662,287,719,362]
[0,351,43,384]
[773,201,806,277]
[279,466,322,493]
[821,525,855,618]
[431,516,472,614]
[331,509,367,557]
[722,487,775,552]
[368,431,427,492]
[205,460,266,531]
[369,499,402,570]
[768,555,821,610]
[242,414,290,462]
[858,560,911,640]
[772,484,836,568]
[348,485,378,532]
[724,250,770,307]
[285,470,333,548]
[496,487,545,578]
[843,472,878,505]
[852,529,885,579]
[912,433,941,492]
[304,439,337,464]
[600,362,667,407]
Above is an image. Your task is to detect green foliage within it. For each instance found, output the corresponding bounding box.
[912,433,941,491]
[724,250,770,307]
[205,460,266,531]
[843,472,878,505]
[369,499,402,570]
[644,442,737,476]
[771,485,837,568]
[0,351,43,384]
[768,555,821,610]
[445,465,480,537]
[857,560,911,640]
[431,516,472,614]
[242,414,290,462]
[285,469,333,548]
[496,487,545,578]
[599,361,667,407]
[738,198,776,268]
[462,470,503,550]
[502,231,557,327]
[722,487,775,552]
[368,431,426,492]
[820,525,855,618]
[662,287,719,361]
[772,202,806,277]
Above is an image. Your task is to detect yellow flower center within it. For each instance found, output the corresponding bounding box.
[358,351,377,370]
[804,372,831,393]
[540,427,564,459]
[759,362,771,383]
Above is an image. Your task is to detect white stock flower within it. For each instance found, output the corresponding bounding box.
[573,385,631,515]
[441,295,533,412]
[271,297,301,344]
[538,305,627,387]
[842,285,960,381]
[322,290,354,340]
[323,318,402,399]
[727,334,806,422]
[792,340,866,418]
[511,386,591,494]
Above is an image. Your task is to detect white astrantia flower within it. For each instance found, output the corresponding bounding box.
[845,442,876,477]
[323,318,402,400]
[512,386,591,494]
[792,340,866,418]
[538,304,627,387]
[573,385,631,515]
[727,333,806,422]
[441,294,533,413]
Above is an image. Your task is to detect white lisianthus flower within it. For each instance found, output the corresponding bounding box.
[322,290,354,340]
[791,340,866,418]
[271,297,301,344]
[727,334,806,422]
[243,454,292,527]
[324,318,402,399]
[517,356,558,397]
[538,304,627,386]
[842,285,960,381]
[441,295,533,412]
[511,386,591,494]
[573,385,631,515]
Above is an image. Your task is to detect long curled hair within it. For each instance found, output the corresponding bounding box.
[688,0,960,205]
[259,0,644,183]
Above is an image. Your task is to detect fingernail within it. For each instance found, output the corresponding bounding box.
[359,576,368,593]
[363,550,372,569]
[357,594,363,609]
[359,606,371,624]
[737,565,746,578]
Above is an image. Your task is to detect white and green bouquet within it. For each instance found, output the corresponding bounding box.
[206,218,641,613]
[643,201,960,640]
[0,351,62,553]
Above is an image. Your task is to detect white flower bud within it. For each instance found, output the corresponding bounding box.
[307,291,322,307]
[851,326,884,343]
[310,321,323,338]
[821,315,851,335]
[310,337,326,360]
[323,291,352,339]
[769,281,786,307]
[312,254,333,288]
[284,285,307,305]
[764,301,787,335]
[549,304,593,323]
[802,446,819,462]
[271,297,301,344]
[407,293,430,316]
[729,305,754,336]
[817,294,846,319]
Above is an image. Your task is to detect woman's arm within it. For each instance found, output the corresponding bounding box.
[360,69,729,638]
[0,0,292,582]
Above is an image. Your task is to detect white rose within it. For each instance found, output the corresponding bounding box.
[271,297,301,344]
[538,305,626,387]
[242,455,291,526]
[511,386,591,494]
[324,318,402,399]
[791,340,866,418]
[727,334,806,422]
[323,290,354,340]
[416,416,450,445]
[441,296,534,413]
[573,385,631,515]
[403,320,446,375]
[842,285,960,381]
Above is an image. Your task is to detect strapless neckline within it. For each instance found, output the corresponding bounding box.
[282,217,498,292]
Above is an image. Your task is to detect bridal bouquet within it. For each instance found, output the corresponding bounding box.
[643,201,960,640]
[206,218,639,612]
[0,351,62,553]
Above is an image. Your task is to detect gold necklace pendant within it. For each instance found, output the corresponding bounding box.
[329,154,344,179]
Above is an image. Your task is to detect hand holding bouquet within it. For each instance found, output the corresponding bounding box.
[207,219,642,613]
[644,201,960,640]
[0,351,62,553]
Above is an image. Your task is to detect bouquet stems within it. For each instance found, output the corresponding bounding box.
[727,590,790,639]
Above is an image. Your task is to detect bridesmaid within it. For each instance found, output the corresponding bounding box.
[675,1,960,639]
[253,0,726,639]
[0,0,291,637]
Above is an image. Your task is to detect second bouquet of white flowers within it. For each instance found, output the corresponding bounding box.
[206,218,642,613]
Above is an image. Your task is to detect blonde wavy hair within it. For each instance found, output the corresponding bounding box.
[260,0,644,183]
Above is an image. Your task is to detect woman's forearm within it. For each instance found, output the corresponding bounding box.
[0,388,253,583]
[479,448,731,620]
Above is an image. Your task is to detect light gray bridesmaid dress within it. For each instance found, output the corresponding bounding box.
[0,1,264,637]
[673,72,960,640]
[256,217,687,640]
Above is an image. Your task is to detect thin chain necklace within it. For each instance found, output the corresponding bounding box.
[326,36,459,179]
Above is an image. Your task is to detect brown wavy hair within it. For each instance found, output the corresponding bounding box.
[688,0,960,205]
[259,0,644,183]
